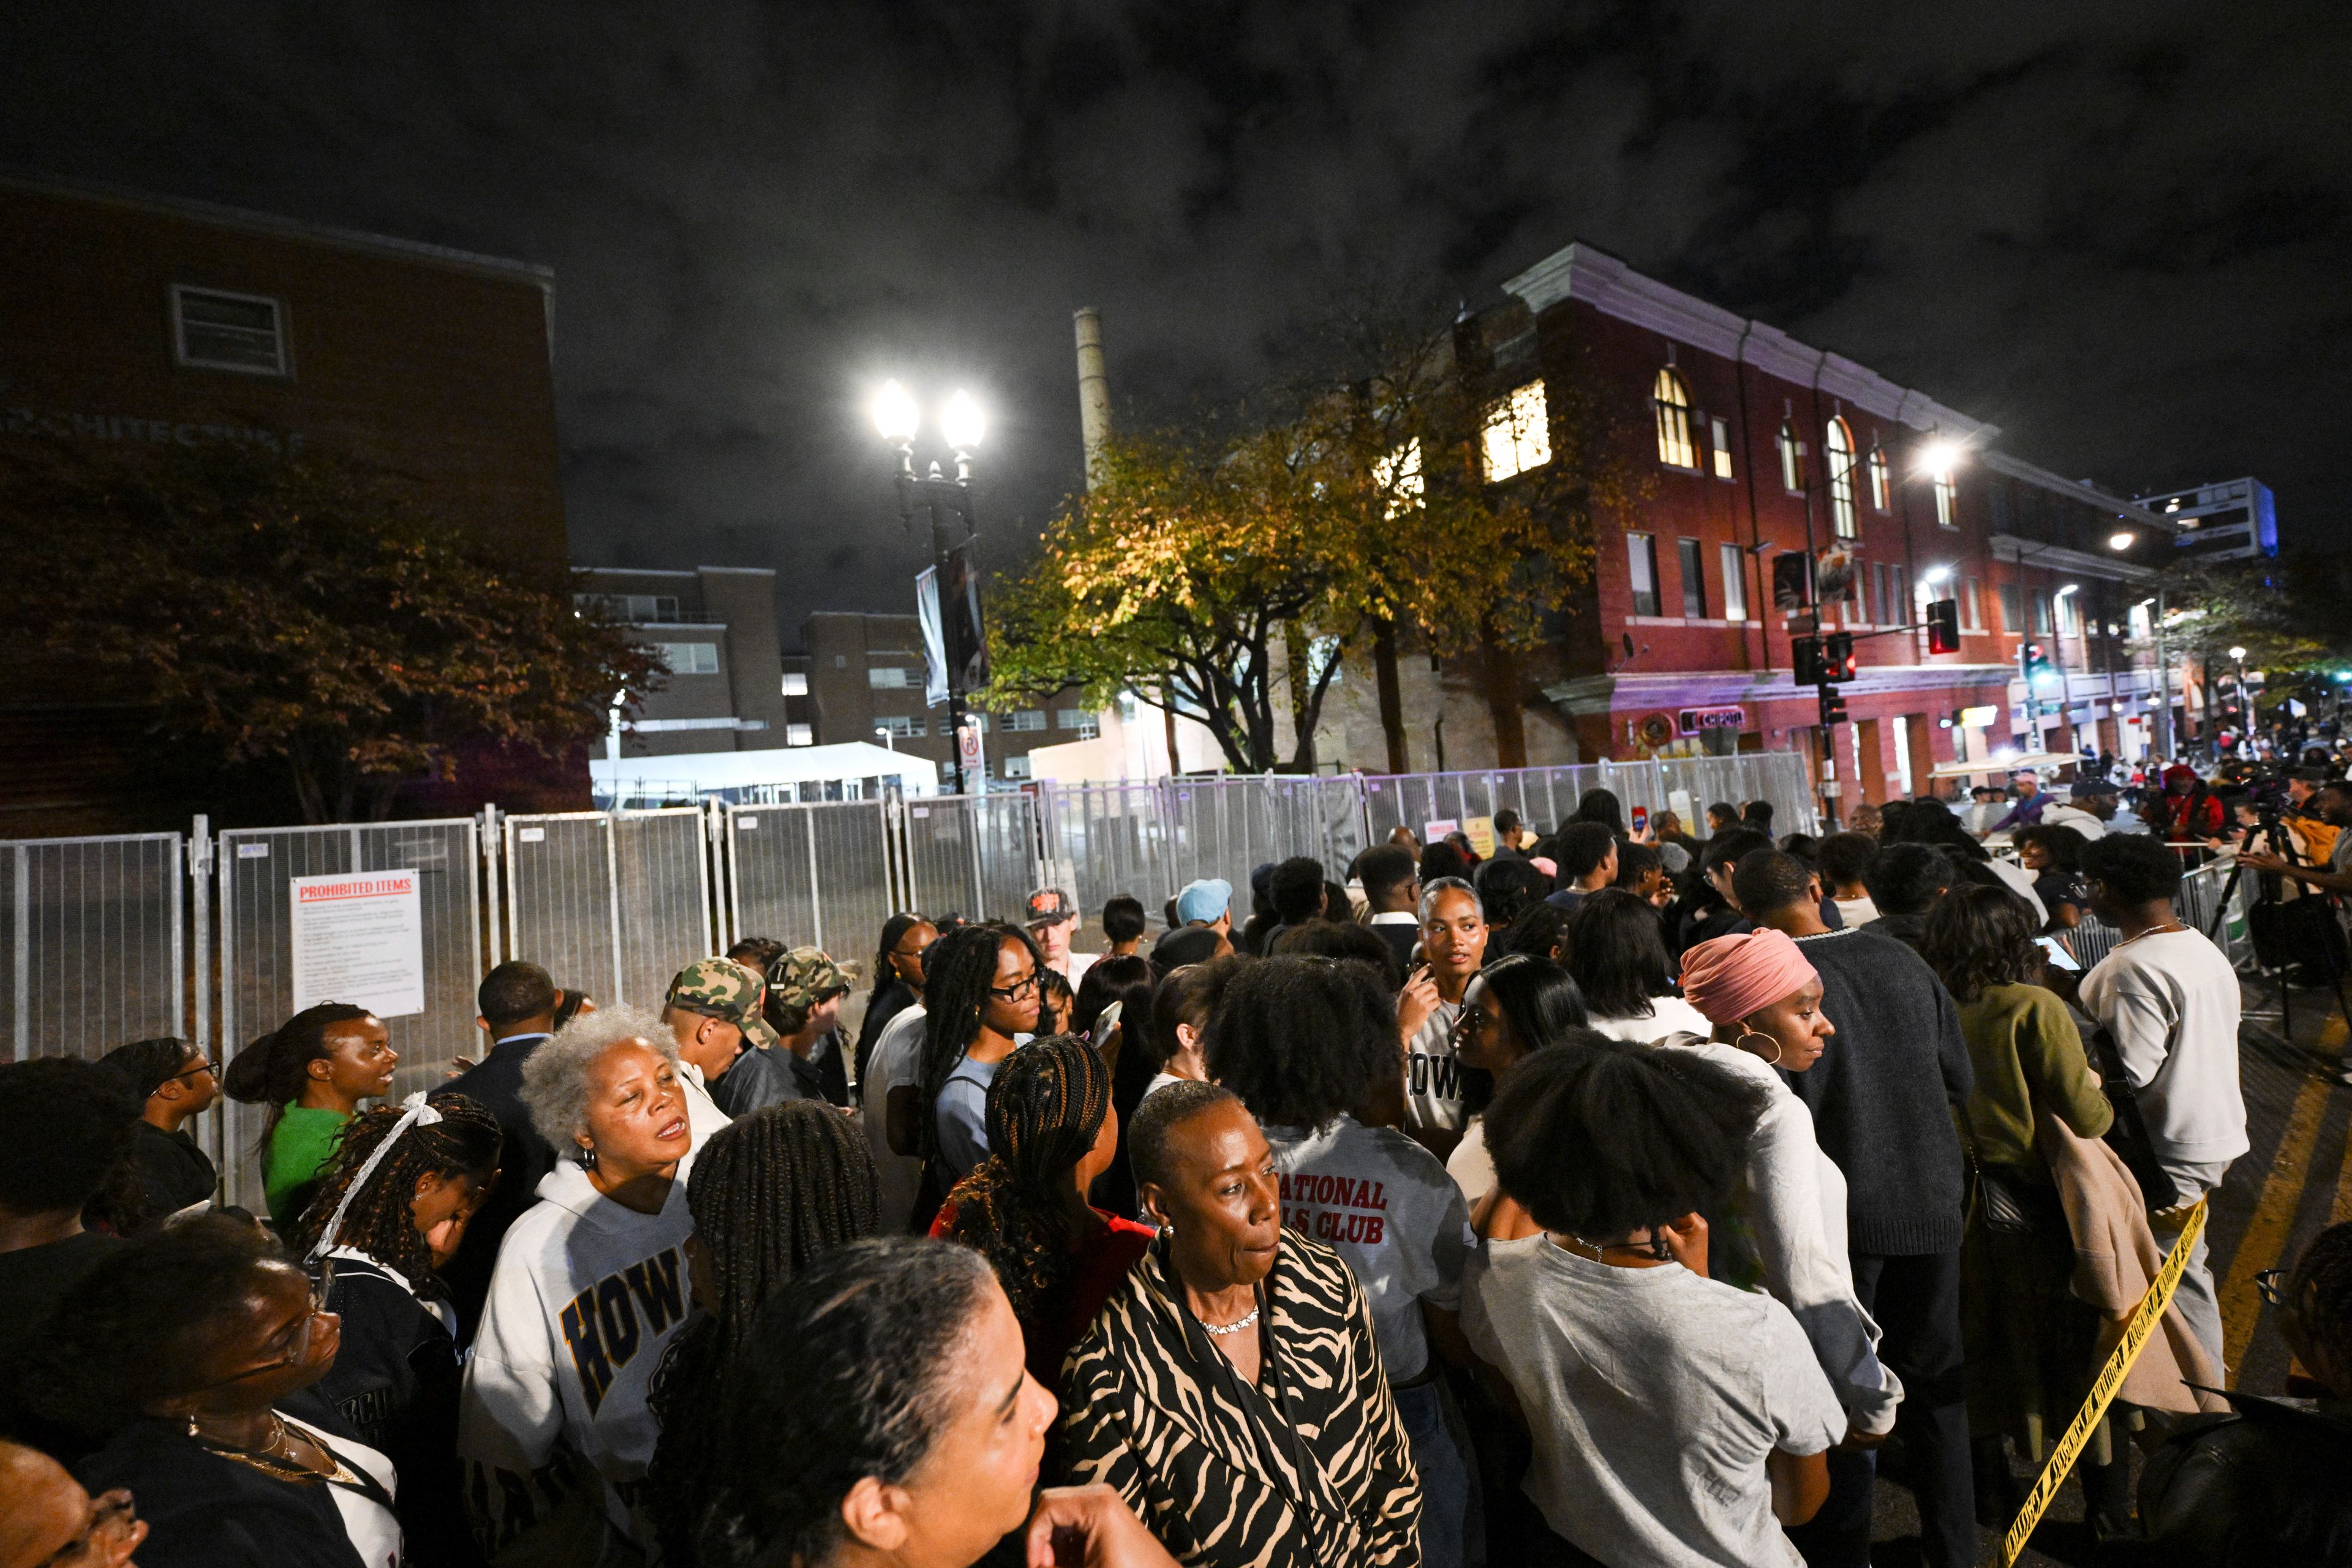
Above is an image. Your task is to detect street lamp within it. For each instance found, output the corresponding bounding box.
[875,380,989,796]
[2229,647,2252,737]
[2108,529,2136,551]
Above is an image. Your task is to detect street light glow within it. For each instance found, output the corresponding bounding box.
[2230,646,2248,661]
[940,389,986,451]
[2055,583,2079,598]
[2108,530,2136,551]
[1921,565,1952,586]
[874,379,919,443]
[1917,438,1962,477]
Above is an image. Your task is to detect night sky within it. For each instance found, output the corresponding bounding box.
[7,4,2346,639]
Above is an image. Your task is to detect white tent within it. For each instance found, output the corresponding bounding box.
[591,741,940,803]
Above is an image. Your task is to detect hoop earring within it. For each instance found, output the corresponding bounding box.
[1735,1026,1784,1067]
[576,1142,598,1170]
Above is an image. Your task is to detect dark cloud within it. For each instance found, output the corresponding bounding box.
[6,2,2345,638]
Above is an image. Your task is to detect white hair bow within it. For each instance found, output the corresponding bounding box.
[306,1091,444,1265]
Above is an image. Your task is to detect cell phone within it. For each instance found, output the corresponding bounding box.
[2034,936,2081,973]
[1630,805,1649,834]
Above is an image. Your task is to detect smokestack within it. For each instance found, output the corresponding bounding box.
[1073,306,1111,491]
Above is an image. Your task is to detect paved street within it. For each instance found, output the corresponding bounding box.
[1866,971,2350,1565]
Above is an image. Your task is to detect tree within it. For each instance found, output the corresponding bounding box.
[2142,551,2352,736]
[985,301,1630,773]
[0,440,661,821]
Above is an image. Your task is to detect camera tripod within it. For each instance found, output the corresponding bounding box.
[2211,814,2351,1041]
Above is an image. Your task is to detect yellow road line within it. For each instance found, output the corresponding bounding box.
[2218,1071,2334,1374]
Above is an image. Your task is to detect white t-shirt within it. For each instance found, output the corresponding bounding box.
[1831,895,1880,927]
[1586,995,1714,1046]
[1141,1070,1188,1102]
[1462,1235,1847,1567]
[1262,1115,1471,1384]
[1405,998,1465,1134]
[2039,803,2108,841]
[1446,1117,1496,1204]
[859,1003,927,1232]
[2079,927,2248,1191]
[281,1414,401,1568]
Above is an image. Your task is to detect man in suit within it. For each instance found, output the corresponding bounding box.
[434,961,561,1341]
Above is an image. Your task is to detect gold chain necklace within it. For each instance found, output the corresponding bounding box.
[189,1415,357,1487]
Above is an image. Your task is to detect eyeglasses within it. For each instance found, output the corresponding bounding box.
[1451,1008,1491,1041]
[168,1060,217,1084]
[184,1280,333,1393]
[988,971,1042,1002]
[2255,1267,2293,1308]
[891,941,933,963]
[37,1490,140,1568]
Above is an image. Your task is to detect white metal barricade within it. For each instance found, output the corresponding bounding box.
[722,799,894,957]
[503,808,712,1011]
[0,832,185,1062]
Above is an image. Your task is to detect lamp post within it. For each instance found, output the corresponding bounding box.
[2230,646,2251,740]
[875,380,986,796]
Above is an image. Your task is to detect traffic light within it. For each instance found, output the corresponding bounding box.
[1823,631,1858,682]
[1925,598,1960,655]
[1792,635,1825,685]
[2021,641,2052,685]
[1817,686,1849,726]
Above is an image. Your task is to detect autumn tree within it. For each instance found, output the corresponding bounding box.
[0,440,661,821]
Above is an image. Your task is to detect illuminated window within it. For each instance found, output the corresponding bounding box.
[780,671,808,696]
[1653,369,1697,469]
[1719,543,1747,620]
[1374,439,1423,516]
[1824,418,1857,538]
[1931,463,1958,527]
[1777,422,1802,492]
[869,666,911,689]
[1482,381,1551,481]
[786,723,813,746]
[1627,533,1661,617]
[650,641,719,674]
[1711,417,1733,480]
[1868,445,1891,512]
[1963,577,1984,632]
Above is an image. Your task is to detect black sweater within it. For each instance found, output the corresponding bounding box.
[77,1419,374,1568]
[1784,926,1973,1256]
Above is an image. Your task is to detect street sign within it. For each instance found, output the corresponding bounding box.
[1676,706,1746,736]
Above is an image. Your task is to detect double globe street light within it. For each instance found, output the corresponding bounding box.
[873,380,987,796]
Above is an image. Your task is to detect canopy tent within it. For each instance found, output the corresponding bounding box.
[590,740,941,804]
[1926,750,2086,782]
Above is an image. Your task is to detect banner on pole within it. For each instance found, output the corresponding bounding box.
[916,567,949,709]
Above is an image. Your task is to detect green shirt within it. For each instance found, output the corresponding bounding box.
[1954,982,2113,1177]
[264,1104,352,1224]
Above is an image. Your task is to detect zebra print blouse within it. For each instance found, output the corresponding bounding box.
[1056,1229,1423,1567]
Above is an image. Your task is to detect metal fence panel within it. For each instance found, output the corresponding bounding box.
[726,801,892,957]
[1038,783,1165,916]
[1360,764,1665,842]
[505,810,710,1011]
[1656,754,1821,837]
[1,834,184,1062]
[217,819,480,1213]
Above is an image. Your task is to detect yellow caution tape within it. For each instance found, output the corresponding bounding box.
[1997,1197,2207,1567]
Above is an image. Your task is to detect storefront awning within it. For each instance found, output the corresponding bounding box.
[1926,750,2082,781]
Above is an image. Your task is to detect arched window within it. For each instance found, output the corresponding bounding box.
[1868,445,1891,511]
[1825,418,1857,538]
[1653,368,1697,469]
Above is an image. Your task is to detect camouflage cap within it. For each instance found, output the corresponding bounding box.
[767,947,854,1017]
[666,957,782,1052]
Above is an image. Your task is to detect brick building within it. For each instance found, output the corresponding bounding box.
[576,567,794,756]
[0,173,573,831]
[1312,241,2185,812]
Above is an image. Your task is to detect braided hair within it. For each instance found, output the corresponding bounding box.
[914,922,1043,1163]
[98,1036,198,1100]
[286,1094,502,1297]
[221,1001,374,1153]
[935,1034,1110,1321]
[647,1102,882,1567]
[2287,1221,2352,1394]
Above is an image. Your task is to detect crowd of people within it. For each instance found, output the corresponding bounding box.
[2,767,2349,1568]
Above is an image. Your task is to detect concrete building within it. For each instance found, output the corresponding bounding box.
[576,567,794,756]
[794,611,1095,784]
[2134,477,2278,565]
[0,172,572,832]
[1303,241,2187,810]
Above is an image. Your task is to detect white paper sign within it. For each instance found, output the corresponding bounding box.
[289,869,426,1019]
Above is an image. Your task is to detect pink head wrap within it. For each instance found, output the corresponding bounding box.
[1528,856,1558,880]
[1678,930,1819,1025]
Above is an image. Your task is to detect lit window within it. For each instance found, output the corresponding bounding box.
[1002,756,1033,779]
[781,672,809,696]
[1868,446,1891,511]
[1627,533,1661,617]
[1374,439,1423,516]
[1711,417,1733,480]
[1719,543,1747,620]
[1482,381,1551,481]
[1653,369,1698,470]
[650,641,719,674]
[171,285,289,375]
[868,666,912,689]
[1825,418,1857,538]
[786,723,813,746]
[1054,707,1096,733]
[1930,461,1958,527]
[1008,710,1048,733]
[1963,578,1985,632]
[1777,422,1803,492]
[1678,538,1707,619]
[878,715,927,738]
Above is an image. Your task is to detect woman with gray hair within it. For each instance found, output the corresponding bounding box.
[457,1004,702,1566]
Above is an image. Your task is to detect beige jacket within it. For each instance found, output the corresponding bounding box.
[2038,1110,2226,1414]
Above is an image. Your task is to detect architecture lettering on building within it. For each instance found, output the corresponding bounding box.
[2,403,306,453]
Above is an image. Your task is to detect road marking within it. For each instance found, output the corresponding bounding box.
[2218,1070,2334,1374]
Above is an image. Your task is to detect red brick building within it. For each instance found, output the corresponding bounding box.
[1316,241,2182,812]
[0,173,574,831]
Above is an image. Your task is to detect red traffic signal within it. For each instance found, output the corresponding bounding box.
[1824,631,1858,682]
[1925,598,1960,654]
[1817,686,1849,726]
